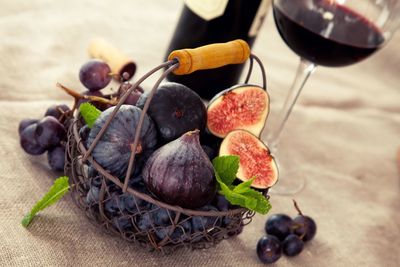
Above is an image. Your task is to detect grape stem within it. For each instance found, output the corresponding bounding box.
[292,199,303,216]
[56,83,118,108]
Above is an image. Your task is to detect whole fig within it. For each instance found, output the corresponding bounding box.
[143,130,216,209]
[87,105,157,179]
[136,82,207,144]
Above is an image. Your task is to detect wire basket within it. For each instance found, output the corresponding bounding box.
[65,40,269,253]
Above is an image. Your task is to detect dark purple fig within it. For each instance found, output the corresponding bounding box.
[137,82,206,144]
[143,130,216,209]
[87,105,157,180]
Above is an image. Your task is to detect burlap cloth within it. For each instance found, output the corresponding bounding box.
[1,1,399,266]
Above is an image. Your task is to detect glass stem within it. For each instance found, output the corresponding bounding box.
[268,58,316,151]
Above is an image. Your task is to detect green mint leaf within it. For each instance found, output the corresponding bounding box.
[245,197,258,210]
[215,171,271,214]
[242,189,272,214]
[22,176,70,227]
[232,177,254,194]
[212,155,240,186]
[213,155,271,214]
[219,186,247,207]
[79,103,101,128]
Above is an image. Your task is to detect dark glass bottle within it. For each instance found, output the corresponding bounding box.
[165,0,269,100]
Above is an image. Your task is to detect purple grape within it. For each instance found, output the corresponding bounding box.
[104,193,126,217]
[47,146,65,171]
[214,195,230,211]
[86,186,100,205]
[282,234,304,256]
[18,119,39,134]
[257,235,282,264]
[79,125,90,146]
[20,124,46,155]
[118,84,144,106]
[112,217,133,232]
[191,205,220,232]
[155,220,192,241]
[293,215,317,242]
[265,214,293,241]
[44,104,70,120]
[36,116,66,148]
[136,213,152,231]
[152,208,174,226]
[79,59,111,91]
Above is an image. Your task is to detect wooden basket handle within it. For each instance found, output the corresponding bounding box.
[168,39,250,75]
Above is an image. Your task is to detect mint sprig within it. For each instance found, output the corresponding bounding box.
[212,156,271,215]
[22,176,70,227]
[79,102,101,128]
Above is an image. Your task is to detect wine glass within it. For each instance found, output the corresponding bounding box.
[268,0,400,194]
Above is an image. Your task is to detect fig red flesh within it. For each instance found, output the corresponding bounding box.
[219,130,278,189]
[207,85,269,138]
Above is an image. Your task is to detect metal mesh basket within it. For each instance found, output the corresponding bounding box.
[65,40,268,253]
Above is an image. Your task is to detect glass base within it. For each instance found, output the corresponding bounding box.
[267,145,307,196]
[269,162,306,196]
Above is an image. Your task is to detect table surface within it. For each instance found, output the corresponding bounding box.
[1,1,400,266]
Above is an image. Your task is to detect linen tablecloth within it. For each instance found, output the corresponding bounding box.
[1,1,399,266]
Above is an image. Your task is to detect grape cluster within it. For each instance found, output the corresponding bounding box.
[84,170,240,243]
[18,104,70,171]
[256,203,317,264]
[19,59,143,172]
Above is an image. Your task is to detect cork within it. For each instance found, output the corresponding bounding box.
[88,38,136,80]
[168,39,250,75]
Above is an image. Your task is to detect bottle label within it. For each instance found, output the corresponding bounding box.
[185,0,229,21]
[248,0,271,37]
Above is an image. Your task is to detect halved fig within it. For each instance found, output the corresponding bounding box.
[207,85,269,138]
[219,130,278,189]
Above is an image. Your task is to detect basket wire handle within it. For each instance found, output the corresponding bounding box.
[82,59,178,163]
[244,54,267,90]
[122,61,179,192]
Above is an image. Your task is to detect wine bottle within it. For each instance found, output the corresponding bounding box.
[165,0,270,100]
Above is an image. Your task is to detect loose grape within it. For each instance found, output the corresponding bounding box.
[117,84,144,106]
[44,104,70,120]
[265,214,293,241]
[47,146,65,171]
[18,119,39,134]
[20,124,46,155]
[36,116,66,148]
[79,59,111,91]
[282,234,304,256]
[256,235,282,264]
[293,215,317,242]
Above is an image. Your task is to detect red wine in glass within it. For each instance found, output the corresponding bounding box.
[273,1,385,67]
[268,0,400,195]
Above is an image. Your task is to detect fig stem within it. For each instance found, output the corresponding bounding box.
[185,129,200,135]
[292,199,303,216]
